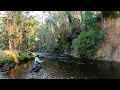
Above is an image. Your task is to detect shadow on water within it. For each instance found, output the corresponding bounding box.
[4,52,120,79]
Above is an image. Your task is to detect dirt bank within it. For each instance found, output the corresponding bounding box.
[96,18,120,62]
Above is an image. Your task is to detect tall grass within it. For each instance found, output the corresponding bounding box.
[0,51,14,65]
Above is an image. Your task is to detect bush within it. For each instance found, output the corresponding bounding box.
[72,31,91,57]
[0,50,35,66]
[72,11,105,58]
[18,51,35,61]
[72,30,104,58]
[81,11,99,31]
[0,51,14,65]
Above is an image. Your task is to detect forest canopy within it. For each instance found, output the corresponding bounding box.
[0,11,119,58]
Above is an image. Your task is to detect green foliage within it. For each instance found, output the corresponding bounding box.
[55,37,64,53]
[16,11,24,25]
[72,31,95,57]
[96,33,105,40]
[81,11,99,31]
[0,50,35,66]
[18,52,28,60]
[9,34,16,39]
[101,11,120,18]
[72,30,104,58]
[72,11,105,58]
[71,16,80,29]
[0,51,14,65]
[0,43,6,47]
[15,51,35,61]
[0,11,106,59]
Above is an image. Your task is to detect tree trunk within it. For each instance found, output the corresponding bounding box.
[67,12,72,30]
[6,15,13,52]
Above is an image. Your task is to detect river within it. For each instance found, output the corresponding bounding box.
[3,52,120,79]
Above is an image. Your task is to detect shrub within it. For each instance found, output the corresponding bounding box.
[0,51,14,65]
[72,11,105,58]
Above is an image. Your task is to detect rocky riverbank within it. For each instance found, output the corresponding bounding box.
[0,71,10,79]
[0,61,15,79]
[0,57,34,79]
[0,51,36,79]
[25,69,54,79]
[0,61,15,72]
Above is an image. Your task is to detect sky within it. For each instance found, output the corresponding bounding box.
[0,11,5,17]
[0,11,44,18]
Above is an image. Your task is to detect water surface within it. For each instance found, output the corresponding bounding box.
[4,53,120,79]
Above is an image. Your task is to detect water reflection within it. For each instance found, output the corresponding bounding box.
[5,60,34,79]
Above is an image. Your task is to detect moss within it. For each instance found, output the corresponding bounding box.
[18,52,35,62]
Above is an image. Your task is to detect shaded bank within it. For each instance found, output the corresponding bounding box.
[0,51,35,79]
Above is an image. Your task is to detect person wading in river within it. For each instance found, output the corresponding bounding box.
[31,55,45,73]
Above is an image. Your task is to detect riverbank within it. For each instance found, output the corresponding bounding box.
[0,50,36,79]
[26,69,54,79]
[68,52,120,63]
[0,71,10,79]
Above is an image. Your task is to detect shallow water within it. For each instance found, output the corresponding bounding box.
[4,53,120,79]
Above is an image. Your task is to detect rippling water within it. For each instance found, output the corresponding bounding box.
[4,53,120,79]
